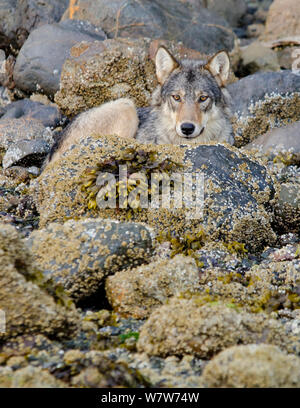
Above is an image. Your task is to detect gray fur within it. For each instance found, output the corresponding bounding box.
[45,49,234,167]
[136,57,234,145]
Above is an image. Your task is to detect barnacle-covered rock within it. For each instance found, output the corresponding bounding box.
[37,134,276,251]
[201,344,300,388]
[137,298,300,358]
[54,38,213,117]
[0,366,66,388]
[228,71,300,147]
[26,218,153,302]
[0,223,79,340]
[105,255,200,319]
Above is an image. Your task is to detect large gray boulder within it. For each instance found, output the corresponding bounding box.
[61,0,236,55]
[13,19,107,96]
[0,0,69,49]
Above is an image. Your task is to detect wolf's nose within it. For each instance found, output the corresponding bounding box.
[181,123,195,136]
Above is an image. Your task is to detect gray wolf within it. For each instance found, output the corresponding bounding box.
[47,46,234,165]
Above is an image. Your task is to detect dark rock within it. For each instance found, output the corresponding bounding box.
[13,19,107,96]
[26,218,154,302]
[2,139,50,169]
[61,0,236,55]
[0,0,69,49]
[0,117,52,151]
[1,99,63,128]
[228,71,300,146]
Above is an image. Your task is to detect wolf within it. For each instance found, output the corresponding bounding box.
[47,46,234,165]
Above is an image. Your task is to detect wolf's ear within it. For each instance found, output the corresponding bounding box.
[155,46,179,85]
[206,51,230,85]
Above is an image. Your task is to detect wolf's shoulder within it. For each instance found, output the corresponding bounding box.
[137,107,153,126]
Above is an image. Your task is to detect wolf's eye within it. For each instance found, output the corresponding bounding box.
[199,95,208,102]
[172,95,181,102]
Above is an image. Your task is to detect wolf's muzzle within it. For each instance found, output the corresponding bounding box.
[181,122,195,136]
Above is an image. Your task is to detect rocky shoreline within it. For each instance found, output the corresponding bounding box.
[0,0,300,388]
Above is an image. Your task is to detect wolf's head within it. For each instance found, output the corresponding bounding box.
[152,46,233,143]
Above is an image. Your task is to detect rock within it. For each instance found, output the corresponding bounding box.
[0,0,69,49]
[37,134,276,251]
[13,19,107,97]
[206,0,247,27]
[67,351,148,388]
[106,255,200,319]
[0,223,80,340]
[263,0,300,41]
[244,121,300,163]
[2,139,50,169]
[0,86,11,108]
[201,344,300,388]
[0,50,15,89]
[61,0,236,55]
[0,117,52,151]
[240,41,280,75]
[246,23,265,38]
[114,351,206,388]
[55,38,156,116]
[137,298,299,358]
[196,247,300,314]
[55,38,220,117]
[1,99,63,128]
[228,71,300,147]
[274,178,300,234]
[26,218,153,302]
[0,366,66,388]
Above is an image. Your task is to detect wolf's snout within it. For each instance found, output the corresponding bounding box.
[181,123,195,136]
